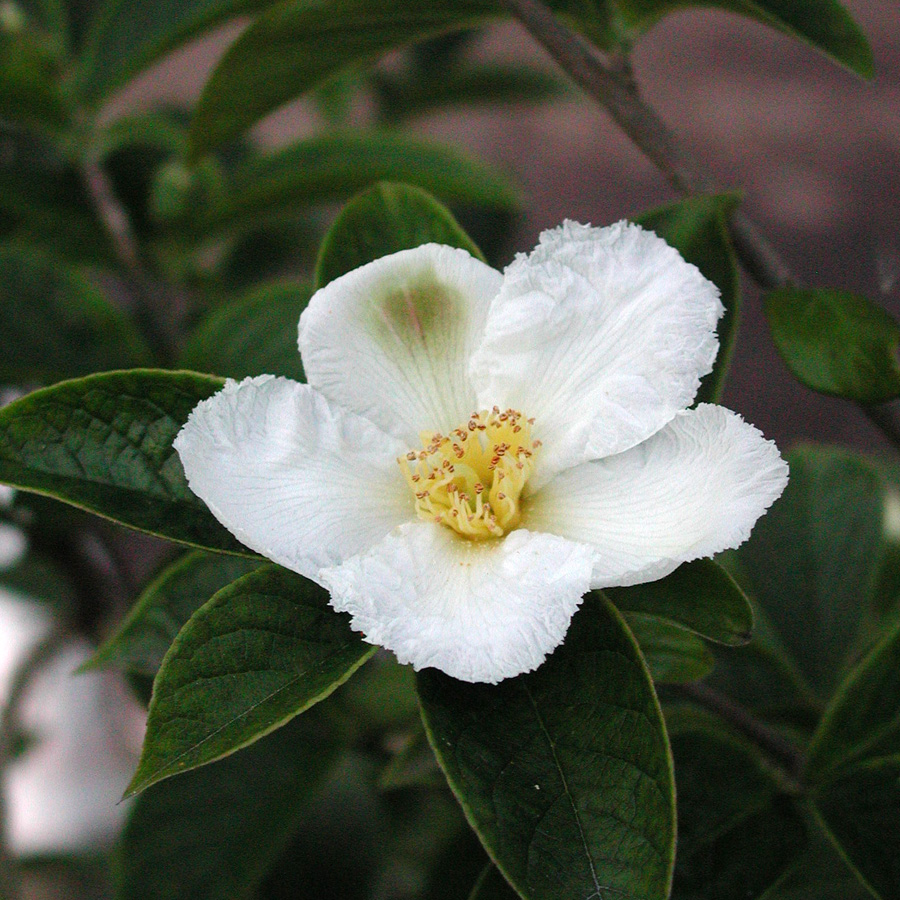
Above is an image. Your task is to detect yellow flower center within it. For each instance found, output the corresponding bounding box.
[399,407,540,540]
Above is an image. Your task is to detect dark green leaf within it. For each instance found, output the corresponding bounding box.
[0,28,68,133]
[81,0,271,103]
[0,369,247,553]
[607,558,753,645]
[625,612,713,683]
[179,280,311,380]
[256,753,388,900]
[0,125,114,267]
[127,564,374,795]
[187,0,496,157]
[199,132,519,236]
[733,445,886,699]
[86,551,262,675]
[637,194,741,403]
[760,821,873,900]
[418,593,676,900]
[375,64,565,125]
[611,0,872,78]
[339,653,420,732]
[765,286,900,403]
[469,864,521,900]
[118,713,339,900]
[812,759,900,900]
[806,616,900,782]
[0,244,152,383]
[668,724,806,899]
[314,181,483,289]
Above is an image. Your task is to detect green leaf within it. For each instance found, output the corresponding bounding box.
[806,615,900,783]
[733,445,887,699]
[118,713,339,900]
[374,64,565,125]
[179,280,312,381]
[765,286,900,403]
[0,28,68,134]
[636,193,741,403]
[759,822,873,900]
[468,864,521,900]
[612,0,872,79]
[187,0,496,157]
[198,132,519,236]
[811,759,900,900]
[667,723,806,899]
[81,0,271,104]
[86,551,262,675]
[606,558,753,645]
[0,125,114,267]
[314,181,484,289]
[0,244,152,383]
[418,592,676,900]
[625,612,714,683]
[127,564,375,795]
[0,369,247,553]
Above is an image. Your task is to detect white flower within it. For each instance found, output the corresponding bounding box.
[175,220,788,684]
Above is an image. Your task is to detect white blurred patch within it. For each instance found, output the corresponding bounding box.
[883,487,900,544]
[0,588,142,855]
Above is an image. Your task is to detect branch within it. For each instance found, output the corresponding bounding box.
[501,0,900,451]
[81,160,175,362]
[674,682,805,787]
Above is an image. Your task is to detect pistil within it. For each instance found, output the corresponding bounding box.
[399,408,540,540]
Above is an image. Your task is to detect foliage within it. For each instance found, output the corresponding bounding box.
[0,0,896,898]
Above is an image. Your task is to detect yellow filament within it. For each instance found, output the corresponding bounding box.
[399,408,540,540]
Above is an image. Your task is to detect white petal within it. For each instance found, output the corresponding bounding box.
[320,523,594,683]
[524,404,788,588]
[470,221,723,486]
[300,244,503,445]
[174,376,413,578]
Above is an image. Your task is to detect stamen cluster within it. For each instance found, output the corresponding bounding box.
[399,408,540,539]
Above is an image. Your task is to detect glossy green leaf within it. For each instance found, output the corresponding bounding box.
[733,445,886,699]
[807,616,900,782]
[606,558,753,645]
[613,0,872,78]
[127,565,375,795]
[0,369,247,553]
[118,713,339,900]
[0,244,152,383]
[468,864,521,900]
[199,132,519,236]
[812,759,900,900]
[81,0,272,103]
[418,592,676,900]
[765,286,900,403]
[668,723,806,899]
[86,551,262,675]
[637,194,741,403]
[187,0,496,157]
[179,280,311,381]
[314,182,483,289]
[625,612,714,683]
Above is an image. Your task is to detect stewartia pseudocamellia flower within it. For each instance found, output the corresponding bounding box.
[175,221,787,683]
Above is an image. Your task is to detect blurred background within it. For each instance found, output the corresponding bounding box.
[0,0,897,894]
